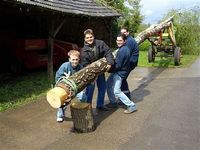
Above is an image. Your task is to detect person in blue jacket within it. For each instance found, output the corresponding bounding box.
[120,27,139,101]
[106,33,137,114]
[55,50,87,122]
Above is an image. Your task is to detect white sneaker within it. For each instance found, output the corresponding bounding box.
[56,117,64,122]
[124,105,137,114]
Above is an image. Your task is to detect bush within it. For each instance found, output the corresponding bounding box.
[164,7,200,55]
[139,40,151,51]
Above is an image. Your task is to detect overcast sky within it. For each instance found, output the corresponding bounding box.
[140,0,200,24]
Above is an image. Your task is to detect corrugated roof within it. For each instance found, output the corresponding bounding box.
[10,0,120,17]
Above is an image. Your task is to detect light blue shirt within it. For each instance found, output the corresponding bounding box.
[55,62,83,82]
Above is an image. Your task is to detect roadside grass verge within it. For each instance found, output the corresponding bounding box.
[138,50,199,68]
[138,41,199,67]
[0,71,52,112]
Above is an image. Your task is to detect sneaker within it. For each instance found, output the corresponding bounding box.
[124,105,137,114]
[56,107,65,122]
[106,102,118,108]
[96,106,109,111]
[56,117,64,122]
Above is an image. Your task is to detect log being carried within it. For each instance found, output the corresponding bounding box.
[46,16,174,108]
[47,58,108,108]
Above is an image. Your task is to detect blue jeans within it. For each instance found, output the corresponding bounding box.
[86,73,106,107]
[121,65,136,99]
[107,73,135,107]
[57,91,87,118]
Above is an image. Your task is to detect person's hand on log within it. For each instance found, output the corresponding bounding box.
[64,72,70,78]
[106,64,112,72]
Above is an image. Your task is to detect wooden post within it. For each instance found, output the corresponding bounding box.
[47,20,54,82]
[47,16,66,82]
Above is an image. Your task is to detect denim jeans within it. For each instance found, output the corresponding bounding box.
[107,73,135,107]
[57,91,87,118]
[121,65,136,99]
[86,73,106,107]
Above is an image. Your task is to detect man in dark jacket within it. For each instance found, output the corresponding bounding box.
[120,27,139,100]
[107,33,137,114]
[81,29,114,111]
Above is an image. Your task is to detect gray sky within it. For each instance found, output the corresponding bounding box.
[140,0,200,24]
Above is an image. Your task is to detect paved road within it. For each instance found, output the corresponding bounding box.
[0,58,200,150]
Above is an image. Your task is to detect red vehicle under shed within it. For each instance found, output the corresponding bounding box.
[10,39,81,72]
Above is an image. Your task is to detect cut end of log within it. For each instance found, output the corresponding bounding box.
[46,87,68,108]
[71,101,92,109]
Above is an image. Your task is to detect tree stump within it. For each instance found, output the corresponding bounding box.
[70,101,95,133]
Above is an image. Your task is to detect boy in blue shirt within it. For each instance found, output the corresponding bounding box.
[55,50,87,122]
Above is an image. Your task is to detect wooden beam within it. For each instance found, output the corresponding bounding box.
[47,19,54,82]
[53,16,66,37]
[47,16,66,82]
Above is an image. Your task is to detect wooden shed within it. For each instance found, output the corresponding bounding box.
[0,0,120,79]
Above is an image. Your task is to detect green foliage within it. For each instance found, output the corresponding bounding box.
[118,0,143,36]
[138,50,198,68]
[139,40,151,51]
[100,0,143,36]
[0,72,51,111]
[137,23,150,33]
[98,0,128,13]
[163,7,200,55]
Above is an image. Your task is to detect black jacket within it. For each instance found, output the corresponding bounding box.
[81,39,114,67]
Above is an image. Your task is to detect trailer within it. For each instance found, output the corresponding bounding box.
[10,39,81,72]
[147,21,181,66]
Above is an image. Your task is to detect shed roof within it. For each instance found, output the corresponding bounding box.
[7,0,120,17]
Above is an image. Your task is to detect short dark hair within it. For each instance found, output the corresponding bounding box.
[84,29,94,36]
[117,33,127,41]
[121,26,129,32]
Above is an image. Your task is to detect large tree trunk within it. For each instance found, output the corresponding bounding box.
[135,16,174,45]
[46,58,107,108]
[46,16,174,109]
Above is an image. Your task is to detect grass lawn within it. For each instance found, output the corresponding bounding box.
[0,71,52,112]
[138,50,199,68]
[0,49,199,112]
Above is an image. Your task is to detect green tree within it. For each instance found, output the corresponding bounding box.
[163,7,200,55]
[124,0,143,35]
[100,0,143,36]
[98,0,128,13]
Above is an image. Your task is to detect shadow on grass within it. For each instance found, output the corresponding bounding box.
[157,56,173,67]
[0,71,51,111]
